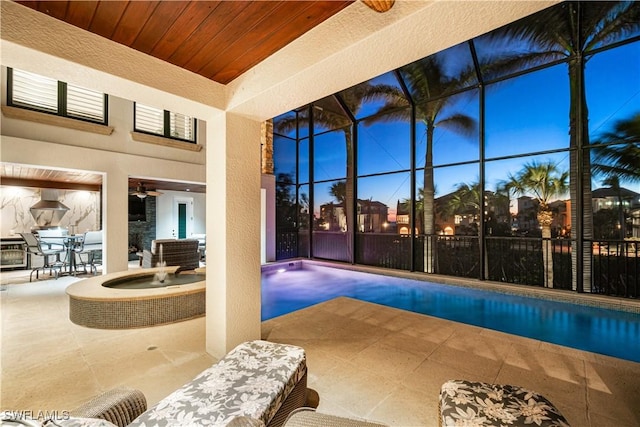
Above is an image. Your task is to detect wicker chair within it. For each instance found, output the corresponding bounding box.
[141,238,199,272]
[282,408,388,427]
[70,389,389,427]
[71,387,147,427]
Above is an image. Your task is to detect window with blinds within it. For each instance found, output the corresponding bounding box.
[135,103,197,143]
[135,103,165,136]
[10,69,58,113]
[67,84,105,122]
[8,68,107,124]
[170,111,195,141]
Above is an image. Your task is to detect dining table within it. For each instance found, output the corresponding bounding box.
[61,234,84,276]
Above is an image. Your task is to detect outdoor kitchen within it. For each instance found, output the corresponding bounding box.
[0,186,101,269]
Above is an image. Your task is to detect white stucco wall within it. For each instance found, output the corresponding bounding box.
[155,190,206,239]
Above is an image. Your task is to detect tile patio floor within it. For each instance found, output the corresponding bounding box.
[1,266,639,426]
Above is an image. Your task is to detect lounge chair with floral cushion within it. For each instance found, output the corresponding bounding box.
[128,340,307,427]
[439,379,570,427]
[3,341,391,427]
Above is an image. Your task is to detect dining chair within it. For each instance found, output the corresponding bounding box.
[36,228,68,252]
[19,232,65,281]
[75,230,103,274]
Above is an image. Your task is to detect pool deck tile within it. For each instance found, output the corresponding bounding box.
[263,296,640,426]
[1,267,640,427]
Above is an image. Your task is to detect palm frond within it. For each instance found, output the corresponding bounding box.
[360,106,411,126]
[435,114,478,139]
[583,2,640,51]
[591,113,640,183]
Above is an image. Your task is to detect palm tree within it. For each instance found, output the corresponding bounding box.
[499,160,569,288]
[443,182,481,220]
[485,1,640,291]
[368,57,478,272]
[299,192,310,230]
[399,187,425,234]
[329,180,346,205]
[275,84,400,260]
[329,180,346,231]
[592,113,640,240]
[275,172,297,230]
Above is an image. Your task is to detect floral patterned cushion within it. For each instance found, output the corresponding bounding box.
[439,380,570,427]
[129,340,306,427]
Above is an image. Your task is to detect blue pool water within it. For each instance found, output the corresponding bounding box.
[261,264,640,362]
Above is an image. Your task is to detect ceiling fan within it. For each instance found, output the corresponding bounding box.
[130,182,163,199]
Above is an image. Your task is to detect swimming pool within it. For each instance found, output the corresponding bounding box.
[261,262,640,362]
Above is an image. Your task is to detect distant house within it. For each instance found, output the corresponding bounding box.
[319,199,389,233]
[511,196,571,238]
[549,199,571,238]
[395,190,510,236]
[592,186,640,238]
[319,202,345,231]
[434,191,479,236]
[513,196,539,235]
[592,187,640,213]
[357,200,389,233]
[396,201,412,235]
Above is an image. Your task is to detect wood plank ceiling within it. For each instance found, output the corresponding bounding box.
[14,0,353,84]
[0,164,103,191]
[0,164,206,194]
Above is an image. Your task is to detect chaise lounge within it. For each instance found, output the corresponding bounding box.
[23,340,389,427]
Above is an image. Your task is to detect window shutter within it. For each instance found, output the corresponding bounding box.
[135,103,164,136]
[11,69,58,113]
[170,111,195,141]
[67,84,105,122]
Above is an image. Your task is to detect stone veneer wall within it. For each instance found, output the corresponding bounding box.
[128,196,156,259]
[261,119,274,175]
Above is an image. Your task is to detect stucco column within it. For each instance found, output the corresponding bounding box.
[206,112,262,358]
[103,172,130,274]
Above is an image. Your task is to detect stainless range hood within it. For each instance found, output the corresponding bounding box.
[30,199,70,210]
[30,189,69,229]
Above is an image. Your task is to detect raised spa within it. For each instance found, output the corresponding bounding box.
[66,266,205,329]
[103,272,204,289]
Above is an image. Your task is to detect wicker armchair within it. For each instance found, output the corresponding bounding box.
[282,408,388,427]
[71,387,147,427]
[141,238,199,272]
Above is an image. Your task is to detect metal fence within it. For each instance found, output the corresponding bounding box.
[486,237,572,290]
[312,231,351,262]
[592,240,639,298]
[275,231,639,298]
[356,233,412,270]
[275,231,298,260]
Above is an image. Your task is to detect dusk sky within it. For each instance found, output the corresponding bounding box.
[275,39,639,221]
